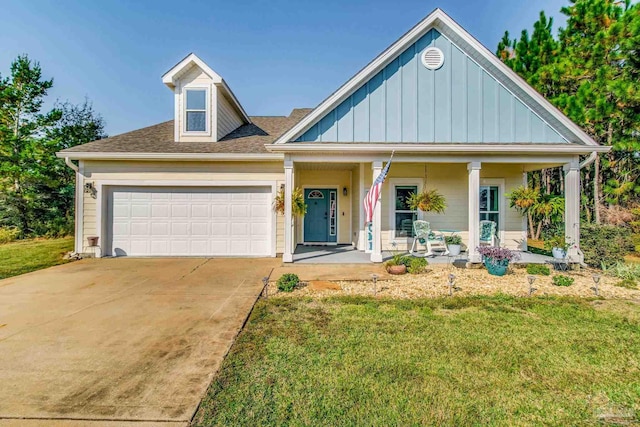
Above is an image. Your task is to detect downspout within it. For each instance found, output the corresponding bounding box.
[573,151,597,267]
[63,157,81,253]
[579,151,597,169]
[64,157,79,173]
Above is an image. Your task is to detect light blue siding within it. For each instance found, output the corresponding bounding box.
[295,29,567,144]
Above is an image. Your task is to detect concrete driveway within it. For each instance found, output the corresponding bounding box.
[0,257,277,425]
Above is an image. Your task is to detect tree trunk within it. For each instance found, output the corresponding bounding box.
[527,212,536,239]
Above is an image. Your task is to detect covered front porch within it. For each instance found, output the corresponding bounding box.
[281,154,583,264]
[292,244,554,265]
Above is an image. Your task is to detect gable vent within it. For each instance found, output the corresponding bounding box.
[421,47,444,70]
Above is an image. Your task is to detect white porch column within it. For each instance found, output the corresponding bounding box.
[564,161,582,262]
[371,161,383,263]
[357,162,365,250]
[521,171,528,252]
[467,162,481,263]
[283,159,294,263]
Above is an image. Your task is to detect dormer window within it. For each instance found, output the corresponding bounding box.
[185,88,208,133]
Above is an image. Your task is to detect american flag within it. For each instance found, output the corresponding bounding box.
[364,152,394,224]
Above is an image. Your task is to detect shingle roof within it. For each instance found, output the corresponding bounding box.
[60,108,313,154]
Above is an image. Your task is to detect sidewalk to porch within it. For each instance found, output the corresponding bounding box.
[293,245,554,265]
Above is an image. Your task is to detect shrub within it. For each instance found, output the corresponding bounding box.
[580,223,634,268]
[615,278,638,290]
[526,264,550,276]
[552,275,575,287]
[0,227,20,244]
[276,273,299,292]
[601,262,640,281]
[406,257,428,274]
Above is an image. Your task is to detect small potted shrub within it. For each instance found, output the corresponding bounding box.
[477,246,519,276]
[385,254,408,275]
[545,234,571,259]
[445,235,462,256]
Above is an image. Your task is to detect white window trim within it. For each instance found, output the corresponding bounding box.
[480,178,506,243]
[182,86,211,136]
[387,178,424,241]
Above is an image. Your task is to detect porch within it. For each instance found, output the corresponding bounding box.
[282,157,582,264]
[293,244,554,265]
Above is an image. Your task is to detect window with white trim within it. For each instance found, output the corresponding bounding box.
[394,185,418,238]
[185,89,207,132]
[479,185,500,229]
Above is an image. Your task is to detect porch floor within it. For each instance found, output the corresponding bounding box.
[293,245,554,265]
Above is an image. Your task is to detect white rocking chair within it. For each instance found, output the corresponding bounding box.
[409,220,449,257]
[479,220,499,246]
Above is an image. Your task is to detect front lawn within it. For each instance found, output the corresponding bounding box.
[0,237,75,280]
[194,296,640,426]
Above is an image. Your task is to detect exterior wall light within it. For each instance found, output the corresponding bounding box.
[343,187,348,196]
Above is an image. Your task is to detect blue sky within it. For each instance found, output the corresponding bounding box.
[1,0,567,136]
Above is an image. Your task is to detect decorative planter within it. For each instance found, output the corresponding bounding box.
[387,265,407,275]
[484,258,509,276]
[448,244,461,256]
[87,236,99,247]
[552,248,566,259]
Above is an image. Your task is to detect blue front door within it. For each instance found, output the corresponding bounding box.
[304,189,337,243]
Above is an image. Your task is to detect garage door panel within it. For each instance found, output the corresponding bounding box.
[109,187,272,256]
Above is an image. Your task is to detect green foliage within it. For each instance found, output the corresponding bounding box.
[526,264,551,276]
[0,56,105,237]
[406,189,447,213]
[276,273,299,292]
[507,186,564,240]
[273,187,307,216]
[406,256,428,274]
[552,275,575,287]
[445,235,462,245]
[497,0,640,219]
[615,278,638,289]
[0,227,20,244]
[581,223,634,268]
[601,261,640,281]
[544,234,571,251]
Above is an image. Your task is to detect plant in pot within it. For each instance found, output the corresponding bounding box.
[445,234,462,256]
[477,246,519,276]
[544,235,571,259]
[406,189,447,214]
[385,253,408,275]
[273,187,307,216]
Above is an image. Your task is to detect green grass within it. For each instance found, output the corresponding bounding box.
[0,237,74,280]
[194,296,640,426]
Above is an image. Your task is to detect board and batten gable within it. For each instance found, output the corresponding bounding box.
[295,29,566,144]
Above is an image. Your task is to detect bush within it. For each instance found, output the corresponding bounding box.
[552,275,575,287]
[615,278,638,290]
[0,227,20,244]
[277,273,299,292]
[580,223,634,268]
[406,257,428,274]
[601,262,640,281]
[526,264,550,276]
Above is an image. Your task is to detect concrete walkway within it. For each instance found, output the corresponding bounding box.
[0,257,277,426]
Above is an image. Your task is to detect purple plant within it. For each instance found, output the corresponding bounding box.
[476,246,520,263]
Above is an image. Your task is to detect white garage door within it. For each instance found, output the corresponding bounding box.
[108,187,272,257]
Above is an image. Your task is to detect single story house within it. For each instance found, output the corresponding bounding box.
[58,8,608,263]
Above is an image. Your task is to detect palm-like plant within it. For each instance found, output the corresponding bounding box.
[273,187,307,216]
[508,186,564,240]
[406,189,447,213]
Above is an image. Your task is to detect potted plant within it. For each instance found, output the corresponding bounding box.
[544,235,571,259]
[273,187,307,216]
[385,254,407,275]
[445,235,462,256]
[406,189,447,213]
[477,246,519,276]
